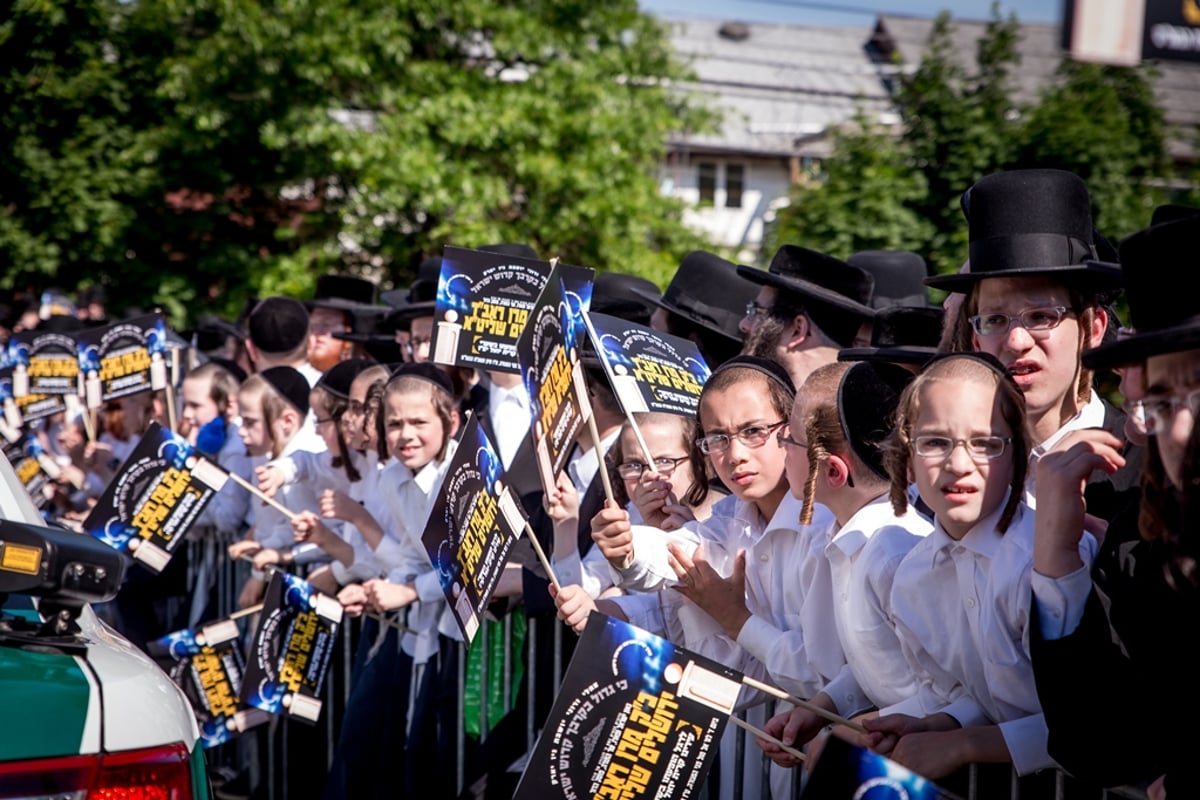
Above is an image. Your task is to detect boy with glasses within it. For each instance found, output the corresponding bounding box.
[926,169,1141,513]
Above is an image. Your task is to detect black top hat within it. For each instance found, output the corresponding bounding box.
[838,306,944,366]
[838,361,914,480]
[248,296,310,354]
[738,245,876,319]
[1082,216,1200,369]
[631,250,757,343]
[593,271,661,326]
[926,169,1122,292]
[259,365,311,417]
[307,275,379,313]
[848,250,930,310]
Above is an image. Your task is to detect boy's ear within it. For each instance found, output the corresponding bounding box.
[826,455,851,490]
[448,408,462,439]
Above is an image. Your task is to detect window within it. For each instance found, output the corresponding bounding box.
[725,164,744,208]
[698,162,716,207]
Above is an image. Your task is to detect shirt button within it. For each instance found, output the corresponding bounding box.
[759,554,769,562]
[966,597,976,608]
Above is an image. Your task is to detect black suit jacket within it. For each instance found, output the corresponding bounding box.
[1031,497,1200,793]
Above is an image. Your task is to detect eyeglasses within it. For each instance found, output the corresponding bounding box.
[744,301,775,320]
[968,306,1072,337]
[314,416,337,426]
[911,435,1010,461]
[697,420,786,455]
[616,456,690,480]
[1133,389,1200,435]
[777,429,807,449]
[310,322,349,336]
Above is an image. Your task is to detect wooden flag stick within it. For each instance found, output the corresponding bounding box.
[523,521,561,592]
[227,471,298,521]
[728,715,806,762]
[741,675,868,735]
[228,603,265,621]
[164,349,178,434]
[585,399,616,506]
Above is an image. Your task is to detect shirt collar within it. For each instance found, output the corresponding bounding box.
[929,491,1016,563]
[828,494,893,558]
[1031,389,1107,457]
[489,381,529,409]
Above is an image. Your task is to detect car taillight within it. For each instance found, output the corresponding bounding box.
[0,743,193,800]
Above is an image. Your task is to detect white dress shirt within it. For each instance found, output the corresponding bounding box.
[887,500,1096,775]
[825,495,933,710]
[1024,390,1108,508]
[488,381,531,470]
[379,440,458,661]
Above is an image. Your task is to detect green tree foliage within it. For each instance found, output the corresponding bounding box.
[1016,59,1169,240]
[1,0,708,325]
[765,115,934,260]
[769,5,1174,279]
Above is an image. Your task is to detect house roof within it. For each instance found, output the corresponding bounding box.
[664,18,900,158]
[872,13,1200,161]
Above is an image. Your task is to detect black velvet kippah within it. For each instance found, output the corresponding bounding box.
[710,354,795,397]
[389,361,455,397]
[259,366,311,417]
[838,361,913,481]
[317,358,374,401]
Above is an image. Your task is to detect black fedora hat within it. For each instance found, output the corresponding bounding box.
[848,250,930,310]
[838,306,944,366]
[738,245,876,318]
[926,169,1122,292]
[593,271,661,326]
[1082,216,1200,369]
[382,255,443,310]
[631,250,757,343]
[838,361,914,480]
[306,274,379,313]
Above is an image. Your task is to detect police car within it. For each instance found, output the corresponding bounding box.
[0,454,211,798]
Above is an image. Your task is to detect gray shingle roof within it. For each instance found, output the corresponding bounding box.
[665,19,900,158]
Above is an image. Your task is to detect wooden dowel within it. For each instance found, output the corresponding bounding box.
[228,471,298,520]
[228,603,264,621]
[523,521,561,591]
[741,675,868,735]
[728,715,806,762]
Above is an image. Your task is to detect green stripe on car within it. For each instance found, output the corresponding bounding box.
[0,646,90,760]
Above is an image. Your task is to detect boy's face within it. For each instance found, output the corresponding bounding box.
[181,375,222,431]
[783,394,811,500]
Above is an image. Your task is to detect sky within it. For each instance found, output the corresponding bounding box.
[638,0,1062,27]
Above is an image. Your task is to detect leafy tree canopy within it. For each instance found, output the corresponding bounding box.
[770,5,1175,280]
[1,0,710,326]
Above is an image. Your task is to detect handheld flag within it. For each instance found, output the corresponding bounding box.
[514,613,743,799]
[423,415,530,642]
[82,421,227,572]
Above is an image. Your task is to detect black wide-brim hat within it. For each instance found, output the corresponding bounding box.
[926,169,1122,293]
[838,306,944,366]
[631,250,758,343]
[838,361,914,480]
[848,250,930,309]
[594,271,661,326]
[306,274,380,314]
[1082,215,1200,369]
[738,245,876,319]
